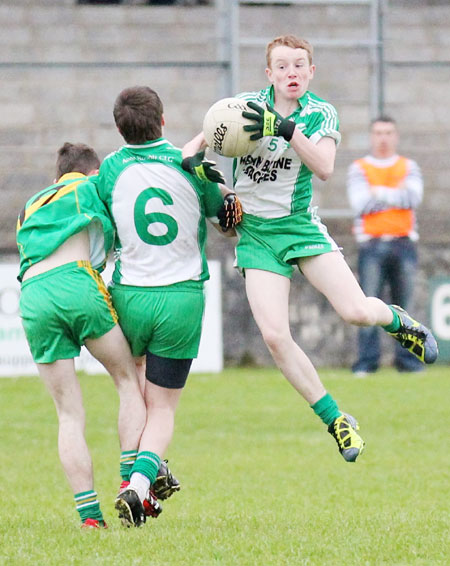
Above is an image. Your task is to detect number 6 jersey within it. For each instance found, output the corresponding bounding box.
[97,138,224,287]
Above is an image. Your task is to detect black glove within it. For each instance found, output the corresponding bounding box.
[217,193,243,232]
[181,150,225,184]
[242,101,296,141]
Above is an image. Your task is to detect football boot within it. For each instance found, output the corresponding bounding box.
[81,518,108,529]
[152,459,181,500]
[115,488,146,528]
[328,413,365,462]
[387,305,438,364]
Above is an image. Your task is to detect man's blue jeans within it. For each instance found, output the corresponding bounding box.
[353,237,423,373]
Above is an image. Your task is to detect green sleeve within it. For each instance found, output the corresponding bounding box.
[96,159,119,220]
[306,103,340,142]
[96,162,111,208]
[200,181,224,218]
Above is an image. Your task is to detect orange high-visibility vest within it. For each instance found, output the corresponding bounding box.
[357,156,414,238]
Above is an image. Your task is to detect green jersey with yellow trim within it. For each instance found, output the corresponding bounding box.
[234,86,340,219]
[97,138,224,287]
[16,173,114,282]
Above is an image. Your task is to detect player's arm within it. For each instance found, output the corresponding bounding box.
[184,133,240,234]
[182,132,218,180]
[242,102,336,180]
[181,149,225,184]
[289,132,336,181]
[182,131,207,158]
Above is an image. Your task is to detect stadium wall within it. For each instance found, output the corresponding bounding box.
[1,0,449,367]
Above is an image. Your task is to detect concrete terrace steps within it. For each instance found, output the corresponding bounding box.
[1,0,450,251]
[0,4,219,62]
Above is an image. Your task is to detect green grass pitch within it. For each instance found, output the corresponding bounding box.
[1,366,449,565]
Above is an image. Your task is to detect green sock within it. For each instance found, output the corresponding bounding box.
[120,450,138,481]
[131,451,161,484]
[311,393,342,426]
[382,306,401,333]
[74,490,104,523]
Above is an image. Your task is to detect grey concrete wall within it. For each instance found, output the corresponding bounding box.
[2,1,449,248]
[1,0,449,367]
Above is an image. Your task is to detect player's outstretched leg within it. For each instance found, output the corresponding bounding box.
[115,488,146,528]
[328,413,365,462]
[386,305,438,364]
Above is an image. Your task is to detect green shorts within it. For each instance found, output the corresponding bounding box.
[235,209,339,278]
[20,261,118,363]
[109,280,205,359]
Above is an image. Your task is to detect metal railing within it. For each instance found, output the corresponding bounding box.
[216,0,385,117]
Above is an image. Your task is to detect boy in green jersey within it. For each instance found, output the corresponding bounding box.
[16,142,146,528]
[97,86,239,527]
[183,35,438,463]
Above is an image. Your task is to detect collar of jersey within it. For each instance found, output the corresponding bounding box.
[57,172,87,183]
[267,86,309,116]
[124,137,168,149]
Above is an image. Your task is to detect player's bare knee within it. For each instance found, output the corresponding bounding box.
[58,407,85,428]
[261,328,291,354]
[340,304,374,326]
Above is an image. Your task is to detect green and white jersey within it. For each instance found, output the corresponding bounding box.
[97,138,224,287]
[234,86,341,219]
[16,173,114,281]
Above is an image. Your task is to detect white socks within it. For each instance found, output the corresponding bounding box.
[129,472,150,501]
